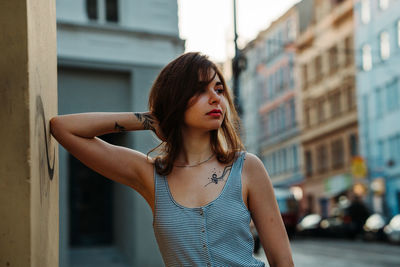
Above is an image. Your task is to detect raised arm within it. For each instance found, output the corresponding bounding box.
[50,112,162,211]
[243,153,294,267]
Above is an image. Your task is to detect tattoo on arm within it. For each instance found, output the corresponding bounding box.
[114,122,126,132]
[134,112,156,132]
[204,164,233,187]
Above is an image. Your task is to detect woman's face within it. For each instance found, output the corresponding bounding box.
[183,70,227,132]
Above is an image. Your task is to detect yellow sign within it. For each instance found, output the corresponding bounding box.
[351,156,367,179]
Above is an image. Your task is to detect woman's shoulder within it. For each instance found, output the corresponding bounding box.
[242,152,268,181]
[242,151,263,166]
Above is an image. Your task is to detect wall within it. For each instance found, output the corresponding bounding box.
[0,0,59,266]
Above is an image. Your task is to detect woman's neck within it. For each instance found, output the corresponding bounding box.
[177,128,213,165]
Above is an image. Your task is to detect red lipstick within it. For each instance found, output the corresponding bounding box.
[206,109,222,117]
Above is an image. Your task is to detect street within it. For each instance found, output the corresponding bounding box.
[255,238,400,267]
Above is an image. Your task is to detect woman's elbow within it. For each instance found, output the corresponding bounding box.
[50,116,63,138]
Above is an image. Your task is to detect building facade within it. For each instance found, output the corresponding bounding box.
[239,39,262,155]
[296,0,358,217]
[240,0,313,191]
[354,0,400,217]
[56,0,184,266]
[257,6,302,188]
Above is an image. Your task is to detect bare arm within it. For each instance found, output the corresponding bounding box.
[243,153,294,267]
[50,112,160,138]
[50,112,162,211]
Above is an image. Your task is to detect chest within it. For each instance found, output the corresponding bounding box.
[166,163,248,209]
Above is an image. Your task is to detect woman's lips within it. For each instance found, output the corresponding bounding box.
[206,109,222,117]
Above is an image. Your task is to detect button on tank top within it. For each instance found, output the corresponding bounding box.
[153,152,265,267]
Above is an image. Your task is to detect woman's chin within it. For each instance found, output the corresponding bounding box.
[207,122,223,131]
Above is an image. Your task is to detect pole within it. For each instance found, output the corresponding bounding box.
[232,0,242,115]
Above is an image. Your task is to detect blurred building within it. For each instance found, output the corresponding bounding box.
[239,0,313,189]
[56,0,184,266]
[354,0,400,217]
[239,38,261,155]
[296,0,358,217]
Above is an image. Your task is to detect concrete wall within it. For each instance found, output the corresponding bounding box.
[0,0,59,266]
[57,62,165,266]
[56,0,179,36]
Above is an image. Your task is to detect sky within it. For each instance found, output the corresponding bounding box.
[178,0,300,62]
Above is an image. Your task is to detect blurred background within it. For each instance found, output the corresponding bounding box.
[55,0,400,266]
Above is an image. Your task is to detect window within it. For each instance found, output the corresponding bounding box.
[285,102,291,128]
[375,87,383,117]
[302,64,308,90]
[380,31,390,60]
[268,112,273,136]
[349,134,358,157]
[86,0,98,20]
[272,153,277,175]
[345,36,354,66]
[280,105,286,131]
[389,134,400,166]
[289,60,295,89]
[330,91,341,117]
[346,86,356,110]
[261,114,269,138]
[273,109,278,134]
[396,135,400,164]
[268,76,273,99]
[377,140,385,166]
[329,46,338,74]
[389,136,397,165]
[387,78,399,112]
[317,99,325,123]
[106,0,119,23]
[362,94,369,122]
[305,151,313,177]
[279,68,284,91]
[397,20,400,47]
[361,0,370,24]
[293,145,298,171]
[362,44,372,71]
[317,144,328,173]
[379,0,389,10]
[331,138,344,168]
[314,55,323,82]
[283,149,287,172]
[86,0,119,23]
[290,99,296,127]
[277,150,282,174]
[304,106,311,128]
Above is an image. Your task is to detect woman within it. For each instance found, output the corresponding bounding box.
[50,52,294,267]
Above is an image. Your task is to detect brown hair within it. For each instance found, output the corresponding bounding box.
[148,52,244,175]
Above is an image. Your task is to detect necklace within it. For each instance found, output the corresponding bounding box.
[174,154,215,168]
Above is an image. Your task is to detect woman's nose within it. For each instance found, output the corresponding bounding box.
[209,89,221,104]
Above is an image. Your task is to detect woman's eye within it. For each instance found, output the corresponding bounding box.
[215,88,224,94]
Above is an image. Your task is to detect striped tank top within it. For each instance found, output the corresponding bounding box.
[153,152,265,267]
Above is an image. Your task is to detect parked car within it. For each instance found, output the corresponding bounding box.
[384,214,400,244]
[296,214,322,237]
[362,213,387,241]
[319,214,356,239]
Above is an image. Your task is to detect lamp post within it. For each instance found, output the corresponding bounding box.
[232,0,245,116]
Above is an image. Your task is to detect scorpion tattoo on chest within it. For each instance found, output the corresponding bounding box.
[204,164,233,187]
